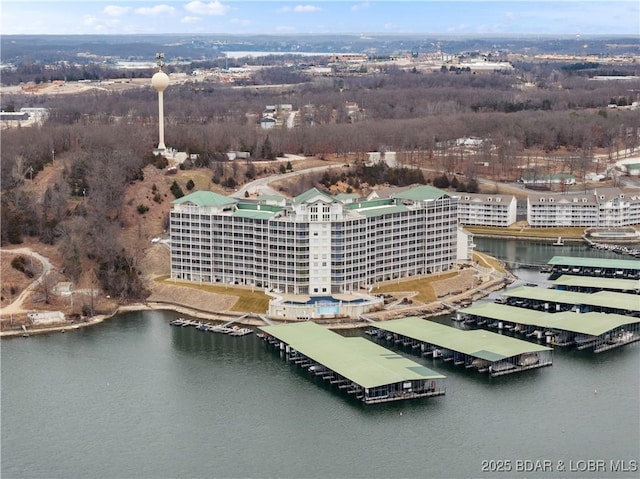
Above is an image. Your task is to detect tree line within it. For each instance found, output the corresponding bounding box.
[2,64,639,299]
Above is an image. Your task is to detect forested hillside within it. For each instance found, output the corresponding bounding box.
[2,60,639,300]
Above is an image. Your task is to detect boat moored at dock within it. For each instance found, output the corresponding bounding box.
[367,317,553,377]
[459,303,640,353]
[169,318,252,336]
[258,322,446,404]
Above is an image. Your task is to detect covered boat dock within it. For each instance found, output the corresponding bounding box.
[552,275,640,294]
[547,256,640,280]
[500,286,640,316]
[367,317,552,377]
[460,303,640,353]
[258,322,445,404]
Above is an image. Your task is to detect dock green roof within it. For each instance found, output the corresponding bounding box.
[375,317,550,361]
[503,286,640,312]
[259,322,444,388]
[172,190,237,207]
[553,275,640,291]
[548,256,640,270]
[461,303,639,337]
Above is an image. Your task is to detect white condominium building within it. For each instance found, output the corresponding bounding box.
[527,188,640,227]
[457,193,517,227]
[170,185,461,296]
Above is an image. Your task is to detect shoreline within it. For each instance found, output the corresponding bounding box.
[1,271,512,338]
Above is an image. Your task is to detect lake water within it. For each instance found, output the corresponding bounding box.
[2,240,639,479]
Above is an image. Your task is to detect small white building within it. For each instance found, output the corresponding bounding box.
[260,117,276,129]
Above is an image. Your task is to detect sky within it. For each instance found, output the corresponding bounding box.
[1,1,639,36]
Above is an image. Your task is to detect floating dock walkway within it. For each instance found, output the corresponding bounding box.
[259,322,445,405]
[460,303,640,353]
[169,318,252,336]
[367,317,552,377]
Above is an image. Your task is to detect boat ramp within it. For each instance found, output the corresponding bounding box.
[367,317,552,377]
[460,303,640,353]
[259,322,445,405]
[169,318,252,336]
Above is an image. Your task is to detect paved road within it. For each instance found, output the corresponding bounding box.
[233,163,347,198]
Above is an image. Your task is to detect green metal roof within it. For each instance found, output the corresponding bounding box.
[232,210,276,220]
[503,286,640,312]
[375,317,550,361]
[334,193,361,201]
[548,256,640,270]
[553,275,640,291]
[461,303,639,336]
[292,188,335,205]
[259,322,444,388]
[255,194,286,203]
[172,190,237,207]
[393,185,448,201]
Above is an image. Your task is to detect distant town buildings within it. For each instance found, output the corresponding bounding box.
[0,107,48,129]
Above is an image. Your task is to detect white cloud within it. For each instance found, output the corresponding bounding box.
[82,14,121,33]
[231,18,252,27]
[446,24,470,33]
[135,5,176,16]
[294,5,321,13]
[83,15,99,27]
[275,25,296,32]
[351,2,370,12]
[103,5,130,17]
[185,1,230,16]
[181,16,201,24]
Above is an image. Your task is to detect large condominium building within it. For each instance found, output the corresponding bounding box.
[170,185,463,296]
[527,188,640,227]
[457,193,517,227]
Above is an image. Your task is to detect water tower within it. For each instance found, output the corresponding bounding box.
[151,53,169,152]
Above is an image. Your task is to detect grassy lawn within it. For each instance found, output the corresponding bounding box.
[373,272,457,303]
[473,251,506,273]
[155,275,271,313]
[465,225,585,239]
